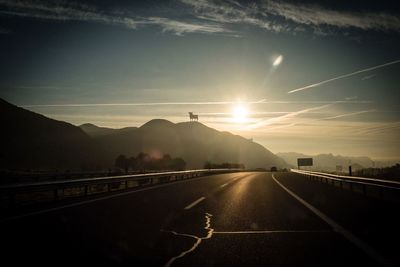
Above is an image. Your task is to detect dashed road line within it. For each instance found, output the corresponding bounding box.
[220,182,229,188]
[184,197,206,210]
[219,173,252,189]
[272,174,394,267]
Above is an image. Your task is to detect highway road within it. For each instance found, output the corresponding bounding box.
[1,172,399,266]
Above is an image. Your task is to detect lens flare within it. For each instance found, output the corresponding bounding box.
[273,55,283,66]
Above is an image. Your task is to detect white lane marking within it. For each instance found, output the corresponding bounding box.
[163,213,214,267]
[220,182,229,188]
[1,175,217,223]
[219,173,254,189]
[213,230,331,234]
[184,197,206,210]
[272,174,394,267]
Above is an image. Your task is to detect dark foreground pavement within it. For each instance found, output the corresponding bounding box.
[1,172,399,266]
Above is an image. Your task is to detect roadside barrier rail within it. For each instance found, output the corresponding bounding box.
[290,169,400,202]
[0,169,242,209]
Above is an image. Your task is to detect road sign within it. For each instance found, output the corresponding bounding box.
[297,158,313,167]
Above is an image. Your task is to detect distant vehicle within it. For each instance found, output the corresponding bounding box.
[270,166,277,172]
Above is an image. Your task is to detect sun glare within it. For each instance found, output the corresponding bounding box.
[232,105,248,123]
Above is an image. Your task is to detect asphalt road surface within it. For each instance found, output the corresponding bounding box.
[1,172,399,266]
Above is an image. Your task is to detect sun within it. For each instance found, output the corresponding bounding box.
[232,105,248,123]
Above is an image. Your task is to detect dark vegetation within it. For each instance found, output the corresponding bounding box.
[115,153,186,173]
[204,161,245,169]
[354,164,400,182]
[85,119,286,170]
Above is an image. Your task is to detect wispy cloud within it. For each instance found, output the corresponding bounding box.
[144,17,227,35]
[180,0,289,33]
[21,100,266,108]
[288,59,400,94]
[0,0,138,28]
[354,121,400,135]
[180,0,400,36]
[0,0,229,35]
[2,0,399,36]
[263,1,400,33]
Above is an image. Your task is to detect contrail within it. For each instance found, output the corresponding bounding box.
[244,103,334,130]
[322,110,375,120]
[288,59,400,94]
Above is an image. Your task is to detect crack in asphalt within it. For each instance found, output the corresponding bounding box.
[161,212,214,267]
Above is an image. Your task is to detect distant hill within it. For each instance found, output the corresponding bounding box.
[276,152,390,171]
[0,98,286,172]
[81,119,287,169]
[79,123,137,138]
[0,98,107,171]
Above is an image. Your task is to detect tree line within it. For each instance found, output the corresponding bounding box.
[354,163,400,182]
[204,161,245,169]
[115,152,186,173]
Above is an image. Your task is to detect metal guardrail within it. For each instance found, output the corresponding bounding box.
[0,169,242,209]
[291,169,400,202]
[292,169,400,186]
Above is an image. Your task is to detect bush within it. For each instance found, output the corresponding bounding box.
[115,153,186,172]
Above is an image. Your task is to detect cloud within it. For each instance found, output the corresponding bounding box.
[180,0,290,33]
[0,0,230,35]
[0,0,137,28]
[355,121,400,135]
[180,0,400,36]
[3,0,399,37]
[288,59,400,94]
[21,99,267,108]
[245,103,333,130]
[263,1,400,33]
[144,17,228,35]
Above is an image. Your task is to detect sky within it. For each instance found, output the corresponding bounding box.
[0,0,400,160]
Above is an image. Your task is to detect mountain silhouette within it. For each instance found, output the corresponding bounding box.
[82,119,287,169]
[79,123,137,137]
[0,97,286,172]
[0,98,106,171]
